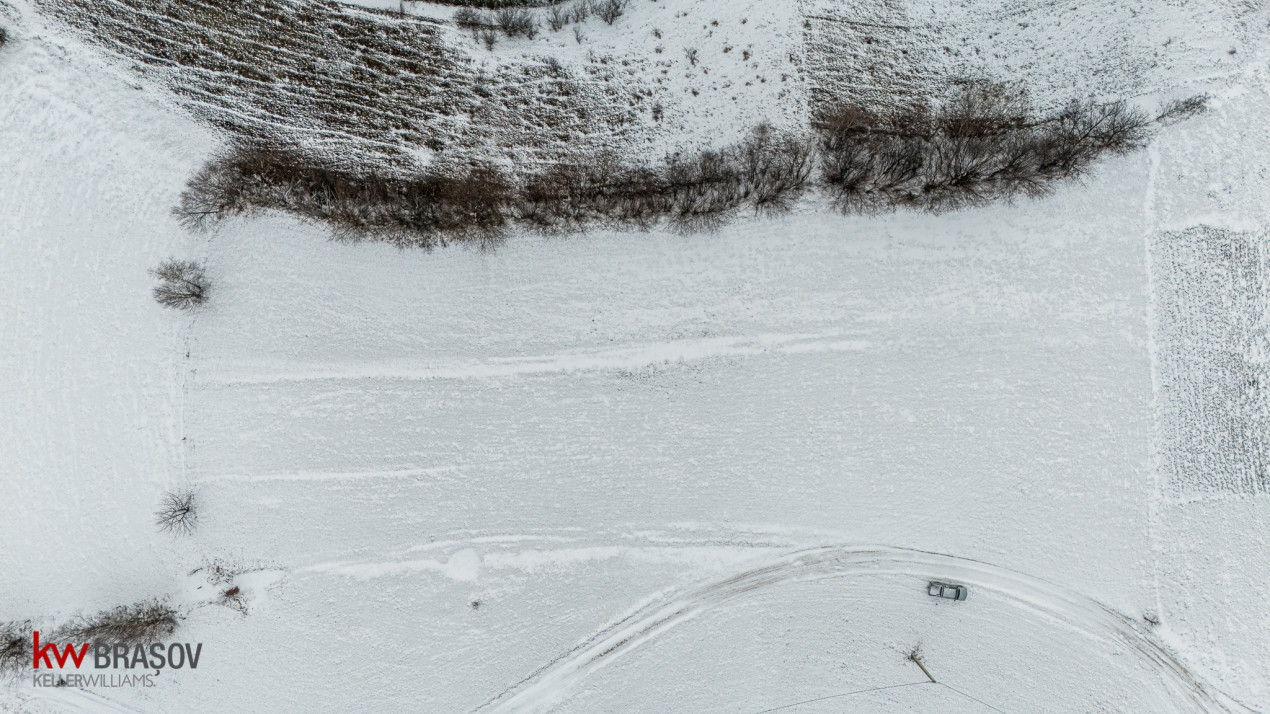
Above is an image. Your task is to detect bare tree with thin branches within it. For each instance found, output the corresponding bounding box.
[155,489,198,535]
[150,260,209,310]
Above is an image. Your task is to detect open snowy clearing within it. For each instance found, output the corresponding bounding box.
[2,0,1268,712]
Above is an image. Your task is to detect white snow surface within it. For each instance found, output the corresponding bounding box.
[2,0,1269,712]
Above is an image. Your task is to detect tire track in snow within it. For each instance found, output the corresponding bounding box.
[478,545,1244,714]
[190,465,459,484]
[202,332,872,385]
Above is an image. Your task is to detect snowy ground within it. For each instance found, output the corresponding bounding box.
[2,0,1268,712]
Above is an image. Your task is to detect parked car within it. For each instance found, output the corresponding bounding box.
[928,581,967,601]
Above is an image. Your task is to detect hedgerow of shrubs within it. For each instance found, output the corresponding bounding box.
[517,124,813,232]
[816,82,1151,213]
[177,146,514,248]
[176,124,813,247]
[175,83,1196,247]
[455,6,537,39]
[59,600,180,647]
[2,601,180,677]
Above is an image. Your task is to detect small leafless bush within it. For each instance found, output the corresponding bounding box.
[568,0,590,23]
[547,6,567,31]
[496,7,537,38]
[61,601,179,647]
[1156,94,1207,125]
[481,29,498,49]
[0,621,31,676]
[573,25,584,43]
[156,489,198,535]
[453,7,488,31]
[596,0,627,24]
[150,259,209,310]
[816,82,1151,213]
[684,47,698,66]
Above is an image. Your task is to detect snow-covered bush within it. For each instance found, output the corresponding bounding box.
[453,7,488,32]
[596,0,627,24]
[547,5,567,31]
[0,621,31,676]
[495,8,536,38]
[150,259,209,310]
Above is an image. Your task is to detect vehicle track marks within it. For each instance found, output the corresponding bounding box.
[478,545,1246,713]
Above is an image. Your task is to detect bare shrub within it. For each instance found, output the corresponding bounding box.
[1157,94,1208,125]
[453,7,487,31]
[178,145,512,248]
[61,601,179,647]
[0,621,31,676]
[596,0,627,24]
[156,489,198,535]
[568,0,590,23]
[179,126,813,245]
[816,82,1151,213]
[572,25,584,43]
[547,6,567,31]
[496,8,537,38]
[481,29,498,49]
[542,55,565,77]
[683,47,698,66]
[150,260,209,310]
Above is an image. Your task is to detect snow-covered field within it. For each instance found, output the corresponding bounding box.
[1,0,1267,711]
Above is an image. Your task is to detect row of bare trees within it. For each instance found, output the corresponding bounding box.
[175,123,814,248]
[2,602,180,676]
[816,83,1153,212]
[172,84,1198,249]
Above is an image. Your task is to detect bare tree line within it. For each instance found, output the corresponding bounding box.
[1,601,180,677]
[174,83,1201,248]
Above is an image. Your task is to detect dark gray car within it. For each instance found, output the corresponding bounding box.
[928,581,968,601]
